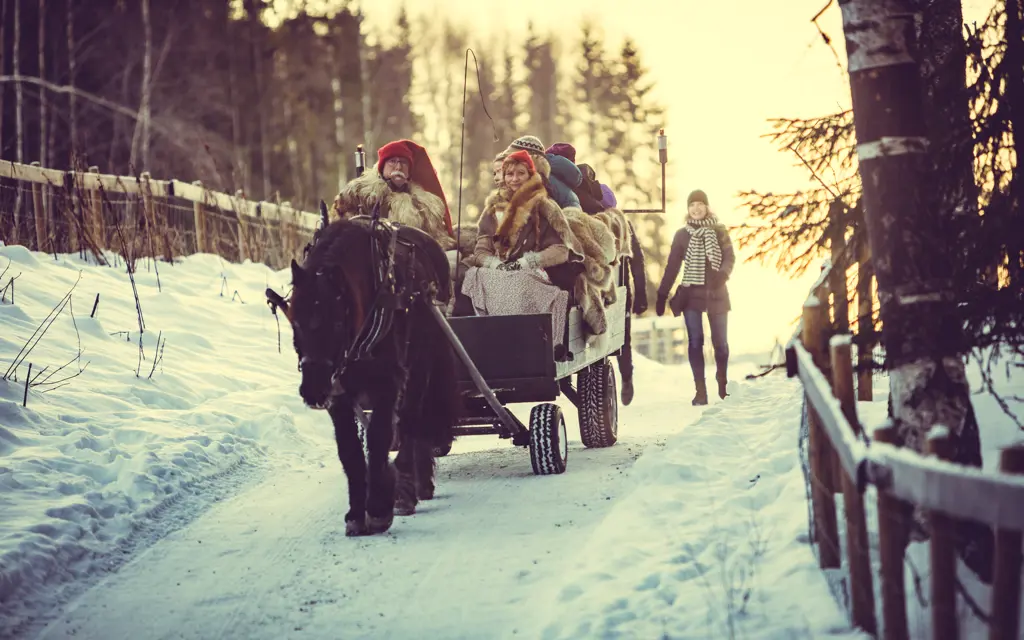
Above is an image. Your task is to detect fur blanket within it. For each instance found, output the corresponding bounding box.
[332,172,456,251]
[560,207,633,335]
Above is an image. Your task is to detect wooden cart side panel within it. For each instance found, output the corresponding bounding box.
[555,286,628,379]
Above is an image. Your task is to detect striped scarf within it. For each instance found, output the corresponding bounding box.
[681,215,723,286]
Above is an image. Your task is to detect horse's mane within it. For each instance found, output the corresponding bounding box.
[304,220,373,269]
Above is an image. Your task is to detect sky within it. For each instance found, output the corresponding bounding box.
[272,0,997,355]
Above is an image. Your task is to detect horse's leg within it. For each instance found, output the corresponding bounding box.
[393,436,418,516]
[327,396,369,537]
[364,387,398,534]
[413,439,436,501]
[394,362,429,516]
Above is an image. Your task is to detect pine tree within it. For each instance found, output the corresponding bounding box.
[601,38,666,306]
[523,24,562,146]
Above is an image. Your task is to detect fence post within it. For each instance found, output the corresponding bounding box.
[192,180,208,254]
[235,189,249,262]
[925,430,958,640]
[88,166,104,251]
[856,240,874,401]
[140,172,159,261]
[989,445,1024,640]
[803,294,841,569]
[30,161,47,252]
[829,335,876,635]
[828,200,850,333]
[873,425,910,640]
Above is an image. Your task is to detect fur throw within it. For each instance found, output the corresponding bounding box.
[332,172,456,251]
[562,208,618,335]
[451,223,478,259]
[489,172,584,263]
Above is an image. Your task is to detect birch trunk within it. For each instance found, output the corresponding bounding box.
[356,11,374,155]
[330,76,348,189]
[38,0,46,167]
[12,0,23,242]
[840,0,992,582]
[1005,0,1024,287]
[130,0,152,171]
[0,0,7,159]
[66,0,77,159]
[13,0,23,166]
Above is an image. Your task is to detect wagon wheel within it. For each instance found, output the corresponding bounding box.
[577,358,618,448]
[529,403,568,475]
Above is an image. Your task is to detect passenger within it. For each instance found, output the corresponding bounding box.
[503,136,582,210]
[544,143,649,316]
[473,150,584,277]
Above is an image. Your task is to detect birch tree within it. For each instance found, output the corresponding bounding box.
[839,0,992,579]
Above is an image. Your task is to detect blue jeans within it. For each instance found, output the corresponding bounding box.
[683,310,729,383]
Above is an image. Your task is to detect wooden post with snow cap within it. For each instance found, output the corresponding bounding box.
[989,445,1024,640]
[873,424,910,640]
[856,240,874,401]
[88,166,104,250]
[140,172,158,260]
[30,161,47,252]
[235,189,249,262]
[829,334,876,635]
[925,429,958,640]
[192,180,208,254]
[803,294,841,569]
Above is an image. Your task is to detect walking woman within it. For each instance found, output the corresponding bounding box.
[655,189,735,405]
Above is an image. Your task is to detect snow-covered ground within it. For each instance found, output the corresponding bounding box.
[1,244,1019,640]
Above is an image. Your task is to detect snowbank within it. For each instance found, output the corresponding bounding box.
[0,246,323,630]
[531,374,866,639]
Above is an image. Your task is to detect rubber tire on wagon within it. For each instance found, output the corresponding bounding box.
[577,358,618,448]
[529,403,568,475]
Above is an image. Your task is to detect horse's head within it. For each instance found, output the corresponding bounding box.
[285,258,354,410]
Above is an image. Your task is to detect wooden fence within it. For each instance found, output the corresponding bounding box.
[787,259,1024,640]
[0,160,319,269]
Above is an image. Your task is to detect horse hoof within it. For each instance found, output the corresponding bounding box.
[394,503,416,516]
[345,518,368,537]
[417,487,435,501]
[366,513,394,534]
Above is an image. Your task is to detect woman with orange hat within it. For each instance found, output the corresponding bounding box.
[472,150,584,276]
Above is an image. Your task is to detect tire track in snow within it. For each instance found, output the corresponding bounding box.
[30,436,654,640]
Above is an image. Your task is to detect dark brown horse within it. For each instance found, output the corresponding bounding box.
[269,217,459,536]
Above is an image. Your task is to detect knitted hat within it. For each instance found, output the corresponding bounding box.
[687,189,709,206]
[377,140,416,170]
[600,184,617,209]
[507,135,545,155]
[503,149,536,175]
[545,142,576,164]
[376,139,453,234]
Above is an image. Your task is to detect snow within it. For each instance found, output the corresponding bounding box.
[0,245,324,635]
[2,242,1020,640]
[528,376,866,640]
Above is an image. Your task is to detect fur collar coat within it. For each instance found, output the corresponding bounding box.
[332,171,455,251]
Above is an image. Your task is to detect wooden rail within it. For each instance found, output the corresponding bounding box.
[787,259,1024,639]
[0,159,319,267]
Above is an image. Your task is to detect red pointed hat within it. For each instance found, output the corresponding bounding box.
[377,139,453,234]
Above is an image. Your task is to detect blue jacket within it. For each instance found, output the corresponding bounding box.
[544,153,582,209]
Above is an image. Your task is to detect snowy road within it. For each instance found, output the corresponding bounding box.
[31,427,663,640]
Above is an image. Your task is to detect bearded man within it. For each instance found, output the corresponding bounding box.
[332,139,456,251]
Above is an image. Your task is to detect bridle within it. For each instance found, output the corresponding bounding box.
[294,215,404,386]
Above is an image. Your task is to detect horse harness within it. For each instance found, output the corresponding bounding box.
[293,209,448,381]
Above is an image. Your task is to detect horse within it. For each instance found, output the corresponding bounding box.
[268,217,459,536]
